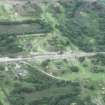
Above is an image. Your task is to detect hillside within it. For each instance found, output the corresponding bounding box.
[0,0,105,105]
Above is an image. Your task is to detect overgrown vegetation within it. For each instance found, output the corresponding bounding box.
[0,0,105,105]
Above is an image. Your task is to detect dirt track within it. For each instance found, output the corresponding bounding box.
[0,52,104,63]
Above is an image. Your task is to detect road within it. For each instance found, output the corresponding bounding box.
[0,52,105,63]
[0,0,59,5]
[0,0,41,5]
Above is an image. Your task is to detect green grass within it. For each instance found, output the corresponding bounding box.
[0,89,10,105]
[61,72,105,81]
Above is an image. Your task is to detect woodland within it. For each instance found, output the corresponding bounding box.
[0,0,105,105]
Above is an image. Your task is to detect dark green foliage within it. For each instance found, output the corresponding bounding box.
[0,34,22,55]
[9,67,81,105]
[56,0,105,52]
[1,0,105,105]
[70,66,79,72]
